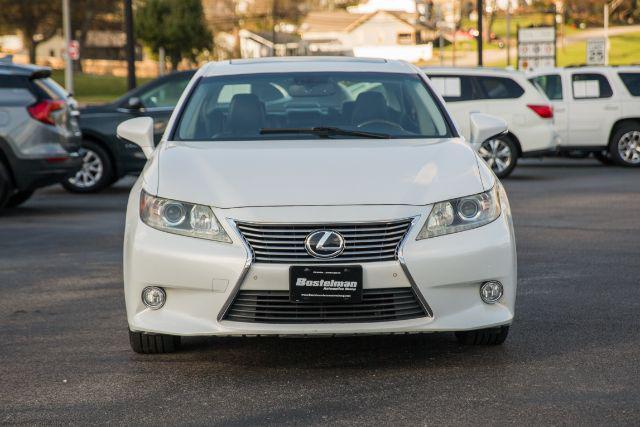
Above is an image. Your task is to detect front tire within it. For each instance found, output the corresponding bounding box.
[609,123,640,167]
[594,151,613,165]
[128,329,181,354]
[478,135,518,179]
[455,326,510,345]
[5,190,34,208]
[62,140,114,193]
[0,162,12,208]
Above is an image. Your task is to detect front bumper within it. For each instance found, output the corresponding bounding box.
[124,185,517,336]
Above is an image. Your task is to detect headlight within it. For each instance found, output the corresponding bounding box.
[139,190,231,243]
[417,186,501,239]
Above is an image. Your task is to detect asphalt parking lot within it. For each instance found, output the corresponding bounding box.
[1,159,639,425]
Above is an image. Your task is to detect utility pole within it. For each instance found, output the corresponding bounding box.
[452,0,457,67]
[604,2,610,65]
[62,0,73,94]
[272,0,278,56]
[159,47,166,76]
[437,7,444,65]
[477,0,483,66]
[506,0,511,67]
[124,0,137,90]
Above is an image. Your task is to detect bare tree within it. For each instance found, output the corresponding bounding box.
[71,0,122,71]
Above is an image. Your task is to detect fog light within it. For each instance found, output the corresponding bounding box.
[480,281,503,304]
[142,286,166,309]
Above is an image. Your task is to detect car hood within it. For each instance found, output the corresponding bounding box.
[153,138,487,208]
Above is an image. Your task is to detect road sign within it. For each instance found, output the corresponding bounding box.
[586,37,607,65]
[68,40,80,61]
[517,26,556,71]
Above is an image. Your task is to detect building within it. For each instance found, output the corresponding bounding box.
[239,29,306,58]
[299,9,433,62]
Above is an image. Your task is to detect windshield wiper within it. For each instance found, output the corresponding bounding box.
[260,126,390,139]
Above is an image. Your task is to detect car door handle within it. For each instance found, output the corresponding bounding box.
[604,105,619,111]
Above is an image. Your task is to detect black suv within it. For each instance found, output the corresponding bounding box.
[66,70,195,193]
[0,59,82,208]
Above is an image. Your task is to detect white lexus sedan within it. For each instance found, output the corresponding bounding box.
[118,57,517,354]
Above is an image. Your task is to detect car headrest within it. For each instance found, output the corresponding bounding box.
[226,93,265,134]
[352,92,388,125]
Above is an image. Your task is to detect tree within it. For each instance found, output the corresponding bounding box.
[71,0,123,71]
[0,0,61,63]
[137,0,212,70]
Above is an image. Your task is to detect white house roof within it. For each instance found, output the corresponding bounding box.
[300,10,417,35]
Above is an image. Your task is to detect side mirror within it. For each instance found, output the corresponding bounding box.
[469,113,508,148]
[126,96,144,111]
[117,117,154,159]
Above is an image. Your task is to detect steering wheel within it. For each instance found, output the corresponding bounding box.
[357,119,404,131]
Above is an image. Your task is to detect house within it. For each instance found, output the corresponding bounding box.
[239,30,306,58]
[299,9,433,62]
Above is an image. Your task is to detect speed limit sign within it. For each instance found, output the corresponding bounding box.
[68,40,80,61]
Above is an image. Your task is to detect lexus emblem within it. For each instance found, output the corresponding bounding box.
[304,230,345,258]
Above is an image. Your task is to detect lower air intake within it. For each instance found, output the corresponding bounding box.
[224,288,429,324]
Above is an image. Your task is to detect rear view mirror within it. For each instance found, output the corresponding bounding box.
[469,113,508,147]
[117,117,154,159]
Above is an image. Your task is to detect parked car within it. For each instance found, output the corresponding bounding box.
[0,59,82,208]
[66,70,195,193]
[118,57,517,354]
[528,66,640,166]
[423,67,558,178]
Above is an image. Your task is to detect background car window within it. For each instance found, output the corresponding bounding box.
[427,75,476,102]
[475,76,524,100]
[0,75,29,89]
[218,84,251,103]
[139,76,190,108]
[529,74,563,100]
[30,77,67,100]
[571,73,613,99]
[618,73,640,96]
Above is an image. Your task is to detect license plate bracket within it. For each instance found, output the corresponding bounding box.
[289,265,363,303]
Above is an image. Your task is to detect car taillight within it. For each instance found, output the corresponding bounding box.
[527,104,553,119]
[27,100,66,125]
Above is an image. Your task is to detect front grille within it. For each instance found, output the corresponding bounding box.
[235,218,413,263]
[224,288,428,323]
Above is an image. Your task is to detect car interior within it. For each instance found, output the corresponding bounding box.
[175,74,450,140]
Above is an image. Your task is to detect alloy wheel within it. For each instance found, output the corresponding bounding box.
[617,130,640,165]
[478,138,513,175]
[68,149,104,189]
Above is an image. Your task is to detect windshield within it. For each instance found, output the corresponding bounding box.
[174,72,452,140]
[33,77,68,100]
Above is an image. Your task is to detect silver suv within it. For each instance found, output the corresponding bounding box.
[0,58,82,208]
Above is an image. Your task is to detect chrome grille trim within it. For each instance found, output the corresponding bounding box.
[224,288,428,323]
[235,218,413,264]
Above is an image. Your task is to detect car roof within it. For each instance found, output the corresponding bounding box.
[528,65,640,75]
[0,61,51,78]
[201,57,418,76]
[421,66,522,77]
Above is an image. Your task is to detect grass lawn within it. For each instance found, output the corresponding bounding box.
[557,31,640,66]
[50,69,152,104]
[484,31,640,67]
[461,12,561,40]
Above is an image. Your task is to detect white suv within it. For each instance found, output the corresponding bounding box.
[423,67,558,178]
[528,66,640,166]
[117,58,517,354]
